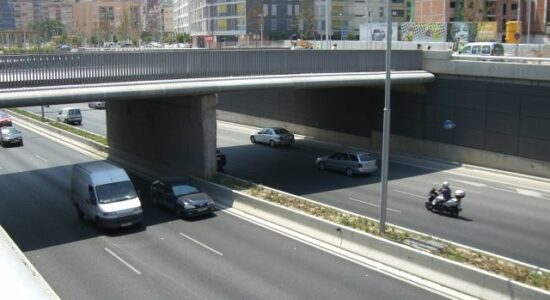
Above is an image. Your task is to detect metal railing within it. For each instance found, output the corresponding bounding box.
[0,49,422,89]
[451,53,550,64]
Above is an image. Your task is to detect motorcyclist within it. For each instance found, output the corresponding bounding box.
[431,181,452,205]
[440,181,451,200]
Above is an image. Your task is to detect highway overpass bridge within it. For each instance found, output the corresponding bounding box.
[1,49,550,178]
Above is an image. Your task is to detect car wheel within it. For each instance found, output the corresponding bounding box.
[250,136,256,144]
[269,140,275,148]
[345,168,353,177]
[318,162,325,171]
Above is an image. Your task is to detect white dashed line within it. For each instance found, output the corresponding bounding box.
[515,188,544,199]
[34,154,49,163]
[179,232,223,256]
[349,197,402,214]
[104,247,142,275]
[393,190,425,199]
[445,178,486,188]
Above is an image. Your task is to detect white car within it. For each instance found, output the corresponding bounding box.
[250,127,295,147]
[88,101,105,109]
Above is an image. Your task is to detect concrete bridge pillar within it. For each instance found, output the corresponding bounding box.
[106,94,217,178]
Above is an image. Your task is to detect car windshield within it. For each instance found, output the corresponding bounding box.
[274,128,290,134]
[1,127,17,134]
[358,153,373,162]
[95,181,137,204]
[172,184,199,196]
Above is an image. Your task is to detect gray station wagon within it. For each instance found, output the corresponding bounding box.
[316,150,378,176]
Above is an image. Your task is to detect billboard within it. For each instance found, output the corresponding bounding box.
[359,23,398,42]
[401,23,446,42]
[446,22,497,42]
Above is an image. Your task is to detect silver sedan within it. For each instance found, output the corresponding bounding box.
[250,127,295,147]
[316,150,378,176]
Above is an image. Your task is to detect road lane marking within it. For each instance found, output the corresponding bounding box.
[515,188,543,198]
[104,247,142,275]
[349,197,401,214]
[393,190,424,199]
[34,154,49,163]
[179,232,223,256]
[445,178,486,188]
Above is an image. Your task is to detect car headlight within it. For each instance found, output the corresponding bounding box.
[103,212,117,217]
[208,200,215,206]
[184,202,195,209]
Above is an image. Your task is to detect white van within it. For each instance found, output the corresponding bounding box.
[458,42,504,56]
[57,107,82,125]
[71,161,143,229]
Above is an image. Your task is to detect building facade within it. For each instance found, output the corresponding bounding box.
[0,0,16,30]
[73,0,140,43]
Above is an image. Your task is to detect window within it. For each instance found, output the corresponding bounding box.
[272,4,277,16]
[263,4,268,16]
[481,45,491,54]
[379,7,384,17]
[288,4,292,16]
[450,1,455,8]
[511,4,517,10]
[271,18,277,30]
[471,46,481,54]
[350,155,358,162]
[503,4,507,15]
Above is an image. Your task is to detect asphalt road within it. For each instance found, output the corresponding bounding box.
[21,105,550,268]
[0,125,446,300]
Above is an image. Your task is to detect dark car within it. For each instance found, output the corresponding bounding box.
[0,126,23,147]
[0,111,13,127]
[216,149,226,171]
[150,178,215,218]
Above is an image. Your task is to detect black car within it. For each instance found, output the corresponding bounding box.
[216,149,226,171]
[150,177,215,218]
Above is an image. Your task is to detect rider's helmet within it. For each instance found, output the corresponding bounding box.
[442,181,450,188]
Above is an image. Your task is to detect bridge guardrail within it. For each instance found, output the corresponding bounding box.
[451,53,550,64]
[0,50,423,89]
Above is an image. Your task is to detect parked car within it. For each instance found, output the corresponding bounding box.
[88,101,106,109]
[216,149,226,171]
[0,111,12,127]
[0,126,23,147]
[57,107,82,125]
[458,42,504,56]
[250,127,295,147]
[150,177,215,218]
[316,150,378,177]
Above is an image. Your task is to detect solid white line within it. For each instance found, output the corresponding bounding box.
[349,197,401,214]
[34,154,49,163]
[179,232,223,256]
[393,189,425,199]
[104,247,142,275]
[445,178,486,188]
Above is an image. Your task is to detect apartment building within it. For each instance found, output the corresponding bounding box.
[0,0,16,30]
[73,0,140,41]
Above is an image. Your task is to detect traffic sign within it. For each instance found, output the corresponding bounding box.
[514,32,521,41]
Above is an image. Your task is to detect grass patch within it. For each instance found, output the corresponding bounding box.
[8,108,107,145]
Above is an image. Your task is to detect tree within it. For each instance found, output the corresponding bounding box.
[299,0,316,40]
[31,18,65,42]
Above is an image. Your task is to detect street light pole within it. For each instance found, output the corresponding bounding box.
[325,0,330,49]
[340,12,343,40]
[526,0,531,44]
[379,0,392,235]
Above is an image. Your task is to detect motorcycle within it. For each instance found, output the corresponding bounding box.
[425,188,465,217]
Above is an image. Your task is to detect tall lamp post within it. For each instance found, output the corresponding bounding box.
[339,12,344,40]
[379,0,392,234]
[325,0,330,49]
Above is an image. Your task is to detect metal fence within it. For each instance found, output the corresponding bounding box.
[0,49,422,89]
